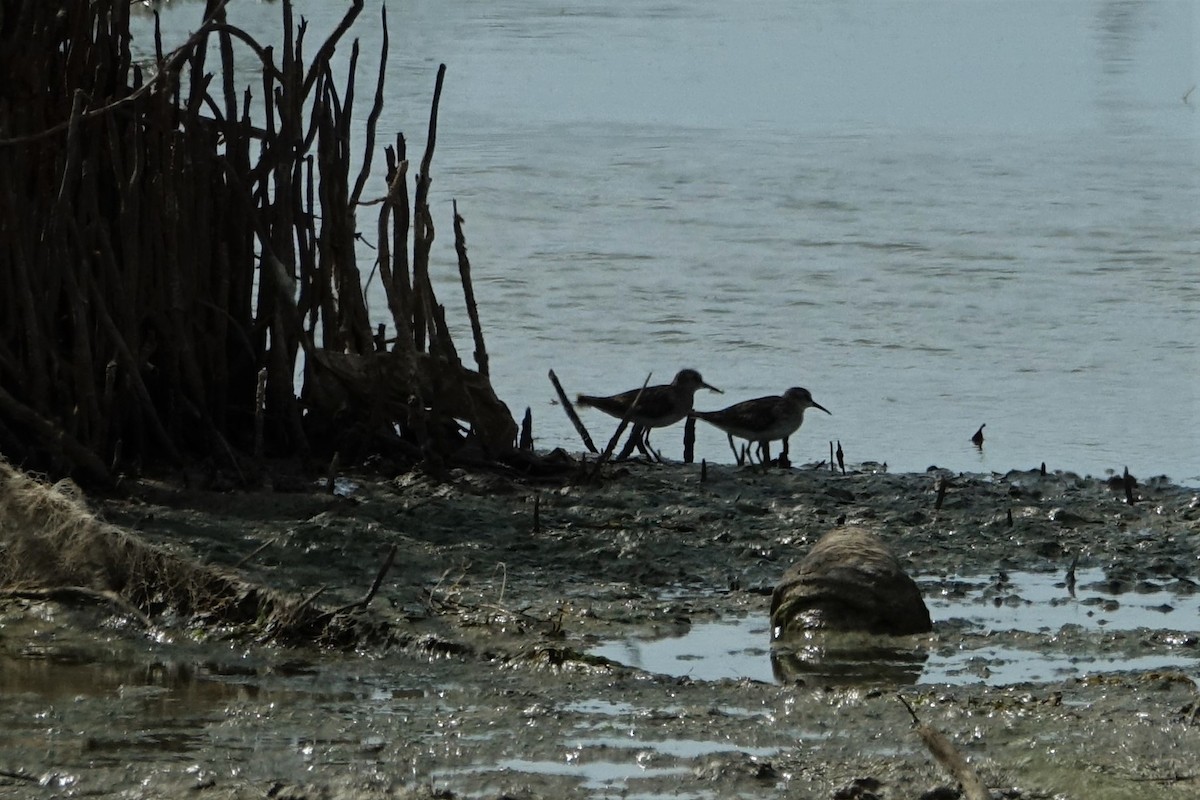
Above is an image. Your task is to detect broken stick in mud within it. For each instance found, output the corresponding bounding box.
[897,694,991,800]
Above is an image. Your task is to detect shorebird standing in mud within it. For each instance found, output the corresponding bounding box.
[692,386,830,467]
[576,368,722,459]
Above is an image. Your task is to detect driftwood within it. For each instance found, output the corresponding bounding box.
[0,0,516,485]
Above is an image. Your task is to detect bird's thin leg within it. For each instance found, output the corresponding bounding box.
[637,426,660,462]
[762,440,772,471]
[726,434,742,465]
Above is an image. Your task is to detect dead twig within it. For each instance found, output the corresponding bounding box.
[549,370,598,454]
[590,375,651,479]
[493,561,508,606]
[896,694,990,800]
[333,543,397,615]
[233,538,276,569]
[1124,772,1197,783]
[295,584,328,614]
[453,200,490,376]
[425,565,470,611]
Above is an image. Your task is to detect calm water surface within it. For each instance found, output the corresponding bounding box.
[137,1,1200,482]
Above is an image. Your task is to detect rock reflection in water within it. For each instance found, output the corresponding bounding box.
[770,631,929,686]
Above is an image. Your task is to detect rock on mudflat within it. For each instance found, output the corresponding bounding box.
[770,526,932,638]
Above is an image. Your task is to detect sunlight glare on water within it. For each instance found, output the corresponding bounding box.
[133,0,1200,481]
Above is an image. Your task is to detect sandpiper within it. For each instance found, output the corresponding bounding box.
[692,386,830,466]
[577,368,722,456]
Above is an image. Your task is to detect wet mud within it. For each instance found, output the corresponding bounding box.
[2,462,1198,798]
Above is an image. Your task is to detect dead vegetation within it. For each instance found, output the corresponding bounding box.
[0,0,521,488]
[0,457,388,646]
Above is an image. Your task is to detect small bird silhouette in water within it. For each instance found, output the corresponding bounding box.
[972,424,986,448]
[692,387,830,467]
[577,368,722,458]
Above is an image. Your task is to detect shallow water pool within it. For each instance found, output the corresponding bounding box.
[590,569,1200,686]
[2,569,1197,798]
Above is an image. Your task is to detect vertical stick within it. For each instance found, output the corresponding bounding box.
[453,200,489,376]
[326,451,340,495]
[683,416,696,464]
[412,65,447,353]
[254,367,268,459]
[519,408,533,451]
[349,4,388,208]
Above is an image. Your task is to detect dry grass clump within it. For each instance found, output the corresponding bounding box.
[0,458,378,646]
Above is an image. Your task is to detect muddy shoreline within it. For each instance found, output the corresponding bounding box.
[2,461,1198,798]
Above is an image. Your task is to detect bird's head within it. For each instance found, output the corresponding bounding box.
[784,386,831,415]
[675,368,722,394]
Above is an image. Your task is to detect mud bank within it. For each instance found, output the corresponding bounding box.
[2,461,1198,799]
